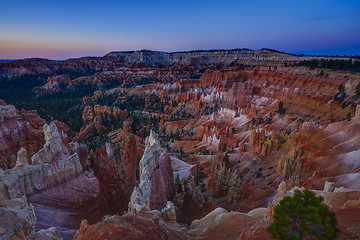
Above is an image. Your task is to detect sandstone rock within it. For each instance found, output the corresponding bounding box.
[208,157,242,199]
[324,181,336,192]
[26,227,63,240]
[183,177,205,217]
[129,131,175,214]
[249,129,279,156]
[16,147,29,166]
[27,172,100,211]
[277,181,287,195]
[0,196,36,239]
[355,105,360,118]
[0,153,82,200]
[31,123,70,165]
[73,213,188,240]
[170,156,195,182]
[160,201,176,224]
[93,127,138,214]
[0,122,82,200]
[0,103,44,170]
[264,203,275,221]
[189,207,228,236]
[246,207,267,219]
[0,104,16,122]
[276,146,304,183]
[342,200,360,209]
[150,152,176,210]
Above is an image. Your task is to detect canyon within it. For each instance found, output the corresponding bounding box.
[0,49,360,239]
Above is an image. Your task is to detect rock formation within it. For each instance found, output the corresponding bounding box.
[0,121,84,239]
[182,177,206,217]
[31,123,71,165]
[0,195,36,240]
[26,227,63,240]
[73,213,188,240]
[208,157,243,200]
[249,129,279,156]
[16,148,29,166]
[0,102,44,170]
[92,127,138,214]
[128,131,175,214]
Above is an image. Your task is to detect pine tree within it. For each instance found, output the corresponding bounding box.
[223,152,230,168]
[278,101,285,114]
[338,83,345,92]
[175,174,182,194]
[268,189,340,240]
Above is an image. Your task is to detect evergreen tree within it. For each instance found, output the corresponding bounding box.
[346,112,351,121]
[268,189,340,240]
[355,83,360,96]
[338,83,345,92]
[222,152,230,168]
[175,174,182,194]
[278,101,285,114]
[222,143,227,152]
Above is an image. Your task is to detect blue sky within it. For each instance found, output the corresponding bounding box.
[0,0,359,59]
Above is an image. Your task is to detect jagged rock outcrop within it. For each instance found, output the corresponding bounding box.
[324,181,336,192]
[82,105,126,130]
[92,127,138,214]
[160,201,177,224]
[0,196,36,240]
[0,102,45,170]
[276,146,304,185]
[208,158,243,200]
[31,123,70,165]
[128,131,175,214]
[73,213,188,240]
[26,227,63,240]
[16,148,29,166]
[355,105,360,118]
[249,129,279,156]
[0,123,82,200]
[182,177,206,217]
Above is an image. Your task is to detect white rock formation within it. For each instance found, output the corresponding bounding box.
[31,123,67,165]
[0,104,17,122]
[160,201,176,224]
[128,130,161,214]
[16,148,29,166]
[324,181,336,192]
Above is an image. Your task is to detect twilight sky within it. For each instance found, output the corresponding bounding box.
[0,0,359,59]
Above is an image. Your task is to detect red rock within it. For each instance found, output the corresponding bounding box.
[149,152,176,210]
[93,128,138,214]
[0,102,45,169]
[73,213,188,240]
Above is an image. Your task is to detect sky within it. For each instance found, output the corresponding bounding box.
[0,0,360,59]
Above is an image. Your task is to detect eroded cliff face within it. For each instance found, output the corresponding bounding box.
[0,102,45,170]
[0,195,36,240]
[0,123,82,200]
[208,158,243,200]
[93,133,137,214]
[0,123,83,240]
